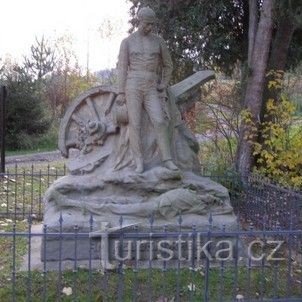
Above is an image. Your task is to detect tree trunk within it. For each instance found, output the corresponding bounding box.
[260,18,296,120]
[269,19,295,70]
[236,0,274,175]
[248,0,258,67]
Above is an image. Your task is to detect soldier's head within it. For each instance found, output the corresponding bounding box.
[137,7,156,35]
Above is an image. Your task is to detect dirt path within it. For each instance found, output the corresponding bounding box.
[5,150,66,166]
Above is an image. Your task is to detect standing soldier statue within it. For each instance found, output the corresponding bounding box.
[116,7,179,173]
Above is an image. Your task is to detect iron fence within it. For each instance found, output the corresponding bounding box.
[0,215,302,301]
[0,164,302,300]
[235,174,302,230]
[0,164,66,220]
[2,164,301,230]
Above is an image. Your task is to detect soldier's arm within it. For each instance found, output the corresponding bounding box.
[159,38,173,88]
[117,38,129,95]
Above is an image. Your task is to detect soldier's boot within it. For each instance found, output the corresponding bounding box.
[156,126,179,171]
[135,157,144,173]
[163,159,179,171]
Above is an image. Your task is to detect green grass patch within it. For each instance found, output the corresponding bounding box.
[0,220,28,281]
[0,265,301,301]
[6,148,58,157]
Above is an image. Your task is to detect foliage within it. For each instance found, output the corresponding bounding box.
[129,0,247,81]
[129,1,302,177]
[199,79,241,159]
[195,79,241,174]
[275,0,302,69]
[45,68,98,117]
[0,37,63,149]
[43,34,100,117]
[287,28,302,69]
[95,68,117,86]
[283,63,302,115]
[23,36,56,80]
[0,34,115,151]
[242,71,302,188]
[199,138,237,175]
[0,62,52,150]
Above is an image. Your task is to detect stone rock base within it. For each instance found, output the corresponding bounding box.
[41,214,241,268]
[42,169,240,268]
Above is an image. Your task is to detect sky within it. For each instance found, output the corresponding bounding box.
[0,0,132,72]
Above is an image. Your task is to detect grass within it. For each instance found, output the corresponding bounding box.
[0,220,28,294]
[0,263,301,301]
[6,147,58,157]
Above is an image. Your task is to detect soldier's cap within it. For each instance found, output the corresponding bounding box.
[137,7,157,23]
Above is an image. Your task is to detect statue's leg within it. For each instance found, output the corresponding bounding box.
[145,90,178,171]
[126,87,144,172]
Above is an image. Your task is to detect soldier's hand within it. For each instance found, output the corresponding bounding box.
[157,83,166,92]
[116,93,126,106]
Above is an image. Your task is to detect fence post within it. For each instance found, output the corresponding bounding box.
[0,86,7,173]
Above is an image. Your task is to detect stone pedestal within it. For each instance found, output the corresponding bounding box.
[41,212,240,269]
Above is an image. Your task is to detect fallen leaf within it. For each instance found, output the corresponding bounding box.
[62,287,72,296]
[187,283,196,292]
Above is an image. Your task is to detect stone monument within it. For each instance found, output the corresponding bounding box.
[42,7,236,263]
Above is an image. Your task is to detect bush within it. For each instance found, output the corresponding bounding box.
[196,78,241,174]
[242,92,302,189]
[199,138,237,175]
[253,97,302,188]
[3,66,52,150]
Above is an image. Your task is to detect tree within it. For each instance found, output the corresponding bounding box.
[129,0,248,82]
[23,36,56,80]
[95,68,117,86]
[44,34,99,117]
[236,0,274,174]
[0,61,51,149]
[45,68,98,117]
[0,37,58,149]
[262,0,302,114]
[237,0,302,175]
[129,0,302,177]
[0,34,101,149]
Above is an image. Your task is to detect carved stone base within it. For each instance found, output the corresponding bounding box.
[42,169,239,267]
[41,214,239,266]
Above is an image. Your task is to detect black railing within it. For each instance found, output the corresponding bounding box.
[0,164,66,220]
[0,164,302,301]
[2,165,301,230]
[0,215,301,301]
[236,174,302,230]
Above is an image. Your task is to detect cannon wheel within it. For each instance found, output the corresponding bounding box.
[58,85,117,157]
